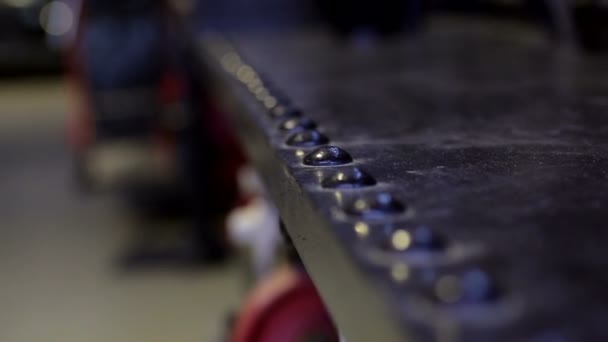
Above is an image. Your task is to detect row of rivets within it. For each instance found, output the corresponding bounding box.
[219,49,332,152]
[223,54,331,154]
[216,45,498,307]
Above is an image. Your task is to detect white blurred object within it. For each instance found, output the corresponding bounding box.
[227,167,280,280]
[40,1,73,35]
[85,140,175,189]
[42,0,81,49]
[236,166,266,197]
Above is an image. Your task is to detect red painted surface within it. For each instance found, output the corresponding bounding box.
[232,267,339,342]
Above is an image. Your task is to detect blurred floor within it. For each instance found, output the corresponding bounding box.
[0,77,241,342]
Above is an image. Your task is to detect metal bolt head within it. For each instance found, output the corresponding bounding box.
[434,268,499,305]
[286,130,329,147]
[460,268,499,303]
[321,167,376,189]
[379,225,445,252]
[411,226,445,251]
[279,117,317,132]
[271,105,302,118]
[345,192,406,218]
[303,146,353,166]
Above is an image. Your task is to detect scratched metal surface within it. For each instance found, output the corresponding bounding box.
[201,19,608,341]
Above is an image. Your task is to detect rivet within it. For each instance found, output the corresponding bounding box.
[271,105,302,118]
[254,88,270,100]
[375,225,446,253]
[286,130,329,147]
[263,96,278,109]
[435,275,463,304]
[410,226,446,251]
[279,117,317,132]
[391,230,412,251]
[391,263,410,283]
[460,269,499,303]
[354,221,370,238]
[236,65,256,84]
[303,146,353,166]
[220,52,241,73]
[345,192,405,218]
[435,269,499,304]
[321,167,376,189]
[247,79,264,92]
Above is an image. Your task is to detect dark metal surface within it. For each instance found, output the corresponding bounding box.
[200,18,608,341]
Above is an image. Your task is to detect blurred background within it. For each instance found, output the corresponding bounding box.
[0,1,246,341]
[0,0,607,341]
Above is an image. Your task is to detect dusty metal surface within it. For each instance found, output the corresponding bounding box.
[200,19,608,341]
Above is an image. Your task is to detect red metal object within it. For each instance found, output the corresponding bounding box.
[232,266,339,342]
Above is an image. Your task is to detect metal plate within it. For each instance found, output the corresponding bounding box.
[199,18,608,342]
